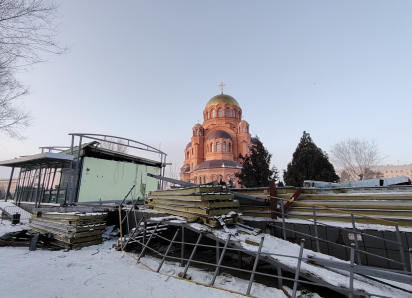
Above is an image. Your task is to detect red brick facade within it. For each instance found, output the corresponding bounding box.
[180,93,254,187]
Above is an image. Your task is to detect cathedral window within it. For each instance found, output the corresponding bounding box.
[229,143,231,152]
[223,142,226,152]
[216,142,220,151]
[196,129,198,136]
[206,112,209,119]
[211,110,215,118]
[218,108,222,117]
[199,177,202,184]
[226,108,230,117]
[211,143,214,152]
[207,144,209,152]
[233,109,236,118]
[192,163,194,170]
[242,126,245,133]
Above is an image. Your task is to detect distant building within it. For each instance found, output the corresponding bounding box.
[372,164,412,180]
[337,164,412,181]
[180,86,255,187]
[0,178,17,199]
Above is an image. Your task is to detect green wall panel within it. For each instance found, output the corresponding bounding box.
[77,157,160,202]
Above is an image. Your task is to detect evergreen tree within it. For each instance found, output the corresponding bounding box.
[235,137,275,187]
[283,131,339,186]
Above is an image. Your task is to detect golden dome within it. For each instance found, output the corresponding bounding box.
[205,94,240,108]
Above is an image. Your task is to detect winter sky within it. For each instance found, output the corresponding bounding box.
[1,1,411,180]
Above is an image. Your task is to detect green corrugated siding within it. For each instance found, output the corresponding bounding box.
[77,157,159,202]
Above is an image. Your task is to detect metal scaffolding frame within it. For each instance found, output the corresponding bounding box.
[269,202,411,272]
[117,215,412,298]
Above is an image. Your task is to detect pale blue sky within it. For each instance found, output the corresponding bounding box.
[1,1,412,179]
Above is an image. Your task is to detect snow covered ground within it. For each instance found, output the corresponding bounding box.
[0,220,288,298]
[2,216,411,298]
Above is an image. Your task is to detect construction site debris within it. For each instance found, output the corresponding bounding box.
[146,186,240,227]
[245,237,260,246]
[29,212,107,249]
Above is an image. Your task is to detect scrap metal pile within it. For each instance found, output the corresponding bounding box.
[146,185,240,226]
[29,212,107,249]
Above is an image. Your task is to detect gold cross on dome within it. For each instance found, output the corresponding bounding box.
[218,82,226,94]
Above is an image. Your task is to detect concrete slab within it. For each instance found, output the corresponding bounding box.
[363,230,385,249]
[365,248,389,268]
[326,227,339,243]
[382,231,408,251]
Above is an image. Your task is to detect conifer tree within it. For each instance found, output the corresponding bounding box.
[283,131,339,186]
[235,137,275,187]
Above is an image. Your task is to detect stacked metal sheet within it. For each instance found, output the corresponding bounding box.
[29,212,107,249]
[146,186,239,226]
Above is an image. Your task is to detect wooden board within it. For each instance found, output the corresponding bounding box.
[150,186,224,195]
[148,193,234,201]
[37,213,107,220]
[30,216,105,226]
[146,198,239,209]
[149,203,238,216]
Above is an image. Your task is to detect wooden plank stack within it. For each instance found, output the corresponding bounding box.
[29,212,107,249]
[146,186,239,226]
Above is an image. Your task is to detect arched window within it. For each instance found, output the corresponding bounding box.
[233,109,236,118]
[207,144,209,152]
[211,110,215,118]
[223,142,226,152]
[229,143,231,152]
[239,111,242,119]
[199,177,202,184]
[206,112,209,119]
[196,129,198,136]
[204,177,207,183]
[242,126,245,133]
[192,148,194,154]
[216,142,220,152]
[211,143,214,152]
[191,163,194,170]
[199,130,202,136]
[226,108,230,117]
[218,108,222,117]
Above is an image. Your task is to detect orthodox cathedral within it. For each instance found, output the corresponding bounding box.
[180,84,255,187]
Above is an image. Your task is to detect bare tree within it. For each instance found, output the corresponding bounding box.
[330,138,386,181]
[0,0,67,139]
[99,137,129,153]
[164,161,180,189]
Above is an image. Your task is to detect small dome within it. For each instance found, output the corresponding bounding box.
[193,123,202,127]
[206,94,240,108]
[207,130,232,140]
[239,119,248,125]
[185,142,192,149]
